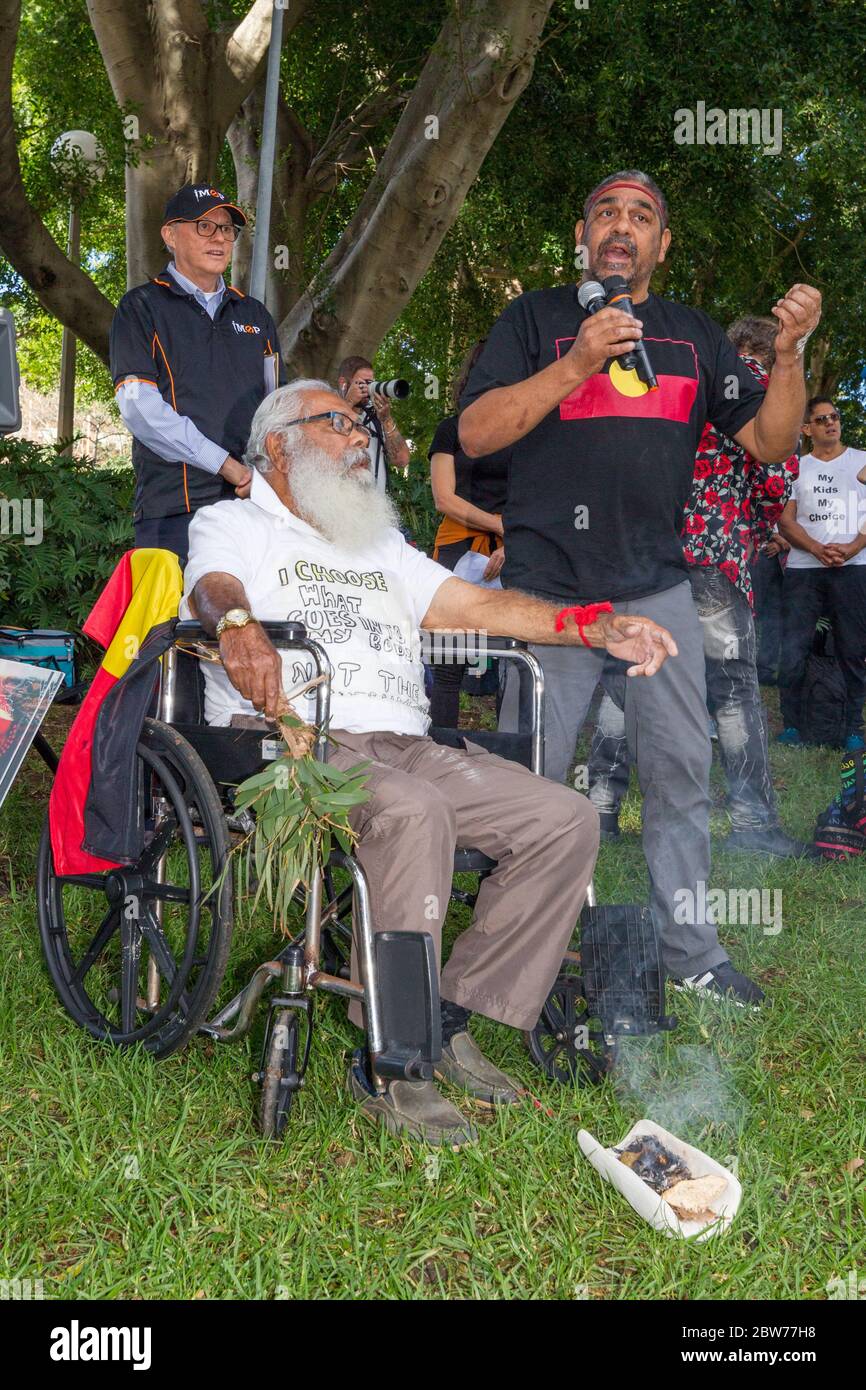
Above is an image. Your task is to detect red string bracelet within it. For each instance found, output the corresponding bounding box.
[555,601,613,647]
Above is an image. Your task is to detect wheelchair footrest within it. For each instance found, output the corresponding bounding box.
[371,931,441,1080]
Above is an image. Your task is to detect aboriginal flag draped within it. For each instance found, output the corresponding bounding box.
[49,549,182,875]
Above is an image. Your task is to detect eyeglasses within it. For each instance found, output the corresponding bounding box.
[283,411,370,441]
[194,218,240,241]
[811,411,840,425]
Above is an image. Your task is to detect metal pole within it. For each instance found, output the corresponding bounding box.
[57,200,81,454]
[249,1,285,305]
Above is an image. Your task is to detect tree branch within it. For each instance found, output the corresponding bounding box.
[305,86,406,195]
[213,0,312,134]
[0,0,114,362]
[277,0,556,373]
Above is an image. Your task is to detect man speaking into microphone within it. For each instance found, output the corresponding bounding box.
[459,169,821,1008]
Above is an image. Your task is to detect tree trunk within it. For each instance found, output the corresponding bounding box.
[277,0,556,377]
[87,0,310,289]
[806,334,837,400]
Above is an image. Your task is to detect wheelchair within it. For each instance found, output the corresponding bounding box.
[36,621,672,1139]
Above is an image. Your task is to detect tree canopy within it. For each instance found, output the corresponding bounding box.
[2,0,864,449]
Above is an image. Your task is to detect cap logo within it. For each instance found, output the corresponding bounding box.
[193,186,225,201]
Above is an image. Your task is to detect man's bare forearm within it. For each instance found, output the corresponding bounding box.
[423,580,609,648]
[383,422,409,468]
[459,356,585,457]
[476,587,612,646]
[191,573,251,633]
[777,512,816,554]
[751,355,806,463]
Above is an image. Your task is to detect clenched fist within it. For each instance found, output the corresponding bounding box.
[565,305,644,382]
[771,284,822,360]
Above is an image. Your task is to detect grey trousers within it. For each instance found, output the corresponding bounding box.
[499,581,726,979]
[327,730,600,1031]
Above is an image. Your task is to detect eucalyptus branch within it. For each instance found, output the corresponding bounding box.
[190,648,370,934]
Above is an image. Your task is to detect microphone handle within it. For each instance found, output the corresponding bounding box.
[608,289,658,389]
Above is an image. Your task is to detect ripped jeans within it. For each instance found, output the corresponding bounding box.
[589,566,779,831]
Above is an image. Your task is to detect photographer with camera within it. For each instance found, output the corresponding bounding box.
[337,357,410,492]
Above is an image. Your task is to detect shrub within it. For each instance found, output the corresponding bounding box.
[0,438,134,631]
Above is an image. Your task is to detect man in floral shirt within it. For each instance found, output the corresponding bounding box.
[589,316,807,857]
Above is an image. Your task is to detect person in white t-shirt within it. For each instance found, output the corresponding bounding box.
[777,396,866,749]
[181,378,677,1147]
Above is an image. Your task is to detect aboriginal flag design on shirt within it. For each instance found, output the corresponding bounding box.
[555,336,699,423]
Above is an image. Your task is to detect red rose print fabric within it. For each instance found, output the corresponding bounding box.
[680,355,799,607]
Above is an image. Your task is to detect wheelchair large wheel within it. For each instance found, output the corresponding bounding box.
[37,719,233,1059]
[525,970,617,1087]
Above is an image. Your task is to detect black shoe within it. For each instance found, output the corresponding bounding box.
[672,960,765,1011]
[597,811,621,841]
[726,825,817,858]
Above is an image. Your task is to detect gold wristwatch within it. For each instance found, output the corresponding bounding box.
[216,607,257,639]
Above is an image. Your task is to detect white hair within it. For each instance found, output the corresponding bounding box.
[244,379,333,473]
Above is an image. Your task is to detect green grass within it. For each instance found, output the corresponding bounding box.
[1,691,864,1300]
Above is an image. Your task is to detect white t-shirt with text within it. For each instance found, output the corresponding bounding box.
[787,447,866,568]
[180,471,451,732]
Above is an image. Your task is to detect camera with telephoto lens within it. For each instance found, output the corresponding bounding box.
[364,378,410,401]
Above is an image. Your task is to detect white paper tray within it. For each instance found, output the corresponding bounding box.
[578,1118,741,1242]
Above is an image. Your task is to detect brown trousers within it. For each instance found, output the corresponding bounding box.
[326,731,599,1031]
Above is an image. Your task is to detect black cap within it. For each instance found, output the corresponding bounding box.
[162,184,247,228]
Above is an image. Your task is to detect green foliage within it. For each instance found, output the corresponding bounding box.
[0,438,134,630]
[388,460,439,552]
[230,725,370,934]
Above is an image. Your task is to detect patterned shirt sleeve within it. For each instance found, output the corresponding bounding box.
[749,449,800,544]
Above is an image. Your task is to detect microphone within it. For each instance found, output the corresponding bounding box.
[577,280,607,316]
[601,275,658,390]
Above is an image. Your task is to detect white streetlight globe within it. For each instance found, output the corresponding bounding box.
[50,130,106,185]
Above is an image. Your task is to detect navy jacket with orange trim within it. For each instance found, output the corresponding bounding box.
[110,268,282,522]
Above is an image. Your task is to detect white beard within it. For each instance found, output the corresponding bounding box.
[287,440,401,551]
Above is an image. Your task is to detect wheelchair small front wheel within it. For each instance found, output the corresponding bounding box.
[258,1009,301,1140]
[525,971,617,1087]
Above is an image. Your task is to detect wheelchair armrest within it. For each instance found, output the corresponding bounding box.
[166,621,333,751]
[174,619,311,646]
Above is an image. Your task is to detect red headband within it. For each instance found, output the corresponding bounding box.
[585,181,665,223]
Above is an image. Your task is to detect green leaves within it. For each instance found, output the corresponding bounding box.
[0,439,134,631]
[230,748,370,936]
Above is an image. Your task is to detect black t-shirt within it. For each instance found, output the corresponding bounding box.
[428,415,509,514]
[460,286,766,602]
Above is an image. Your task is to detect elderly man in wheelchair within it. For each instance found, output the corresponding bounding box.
[175,378,676,1146]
